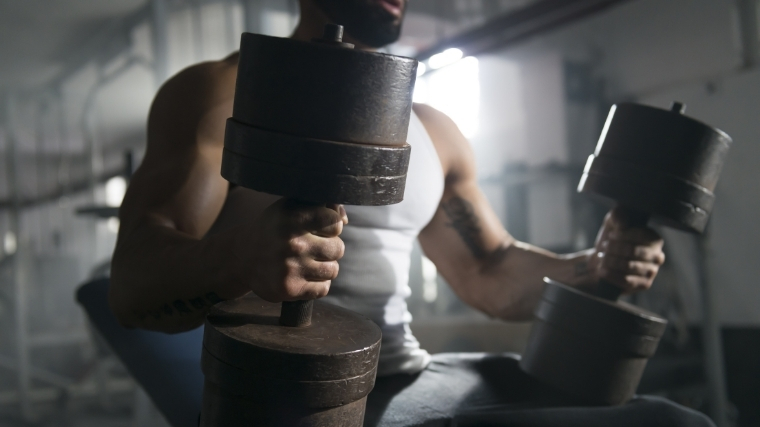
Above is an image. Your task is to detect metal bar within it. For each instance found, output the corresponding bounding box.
[736,0,760,69]
[224,0,238,51]
[132,387,153,427]
[0,378,136,406]
[193,0,205,62]
[152,0,170,88]
[27,331,91,347]
[698,229,730,427]
[243,0,264,34]
[0,355,74,389]
[55,90,72,194]
[416,0,633,61]
[0,166,126,210]
[4,93,33,421]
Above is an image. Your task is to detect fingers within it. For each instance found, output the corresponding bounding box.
[326,203,349,225]
[280,200,346,237]
[298,259,340,282]
[286,234,344,261]
[598,269,654,293]
[603,239,666,264]
[277,234,343,300]
[598,254,660,293]
[592,210,666,294]
[280,259,337,300]
[600,254,659,278]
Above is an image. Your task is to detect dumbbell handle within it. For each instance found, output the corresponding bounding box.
[277,198,329,327]
[280,300,314,327]
[591,207,650,301]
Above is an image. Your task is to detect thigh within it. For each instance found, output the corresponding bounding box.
[366,353,531,427]
[454,395,715,427]
[365,353,715,427]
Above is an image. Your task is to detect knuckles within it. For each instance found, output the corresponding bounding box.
[286,237,309,256]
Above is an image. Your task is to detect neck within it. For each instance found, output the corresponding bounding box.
[291,0,377,51]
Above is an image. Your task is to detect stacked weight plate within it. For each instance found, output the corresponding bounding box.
[221,31,417,205]
[578,102,732,232]
[521,279,667,405]
[200,294,382,426]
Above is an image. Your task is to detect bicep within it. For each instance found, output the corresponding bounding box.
[119,66,232,239]
[414,103,512,281]
[120,142,228,239]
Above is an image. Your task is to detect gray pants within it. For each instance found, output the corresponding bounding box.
[365,353,715,427]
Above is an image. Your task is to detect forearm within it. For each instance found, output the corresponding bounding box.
[110,221,249,333]
[447,241,595,321]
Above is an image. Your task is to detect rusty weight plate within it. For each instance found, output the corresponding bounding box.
[202,293,381,394]
[520,279,667,406]
[221,118,411,205]
[232,32,417,146]
[578,102,731,232]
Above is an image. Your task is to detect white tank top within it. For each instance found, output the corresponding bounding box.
[321,111,445,376]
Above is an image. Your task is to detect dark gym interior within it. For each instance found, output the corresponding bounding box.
[0,0,758,426]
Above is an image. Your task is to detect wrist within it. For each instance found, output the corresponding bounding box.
[204,225,254,300]
[559,248,599,288]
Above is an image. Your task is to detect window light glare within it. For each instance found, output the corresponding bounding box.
[107,217,120,234]
[421,256,438,303]
[4,231,17,255]
[425,56,480,138]
[105,176,127,207]
[428,48,463,69]
[417,62,427,77]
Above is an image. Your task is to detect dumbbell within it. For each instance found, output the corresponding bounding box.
[519,102,732,405]
[199,25,417,426]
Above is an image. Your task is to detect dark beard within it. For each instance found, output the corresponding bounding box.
[312,0,405,48]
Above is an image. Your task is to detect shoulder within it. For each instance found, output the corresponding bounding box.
[147,53,239,149]
[412,103,476,183]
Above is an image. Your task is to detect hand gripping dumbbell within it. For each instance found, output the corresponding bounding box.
[519,102,732,405]
[199,25,417,426]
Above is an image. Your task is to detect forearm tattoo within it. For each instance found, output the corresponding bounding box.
[442,197,487,259]
[135,292,224,321]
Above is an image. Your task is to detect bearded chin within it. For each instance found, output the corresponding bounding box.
[312,0,404,48]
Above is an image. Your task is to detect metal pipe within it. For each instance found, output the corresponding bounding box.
[415,0,633,62]
[0,354,74,389]
[243,0,263,34]
[4,93,33,421]
[736,0,760,68]
[193,0,205,62]
[698,229,730,427]
[224,0,238,51]
[151,0,170,89]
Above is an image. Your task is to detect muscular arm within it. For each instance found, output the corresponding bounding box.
[414,104,663,321]
[110,54,345,333]
[110,56,255,332]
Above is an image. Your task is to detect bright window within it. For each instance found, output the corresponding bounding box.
[414,55,480,138]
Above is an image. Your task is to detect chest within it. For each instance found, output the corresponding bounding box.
[344,113,444,233]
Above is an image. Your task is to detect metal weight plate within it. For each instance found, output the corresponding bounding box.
[520,279,668,405]
[233,33,417,146]
[540,278,667,338]
[222,118,411,205]
[201,294,381,426]
[201,381,368,427]
[578,102,732,232]
[203,294,381,384]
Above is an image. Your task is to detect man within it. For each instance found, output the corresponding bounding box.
[109,0,712,425]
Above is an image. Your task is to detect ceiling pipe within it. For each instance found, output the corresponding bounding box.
[416,0,633,62]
